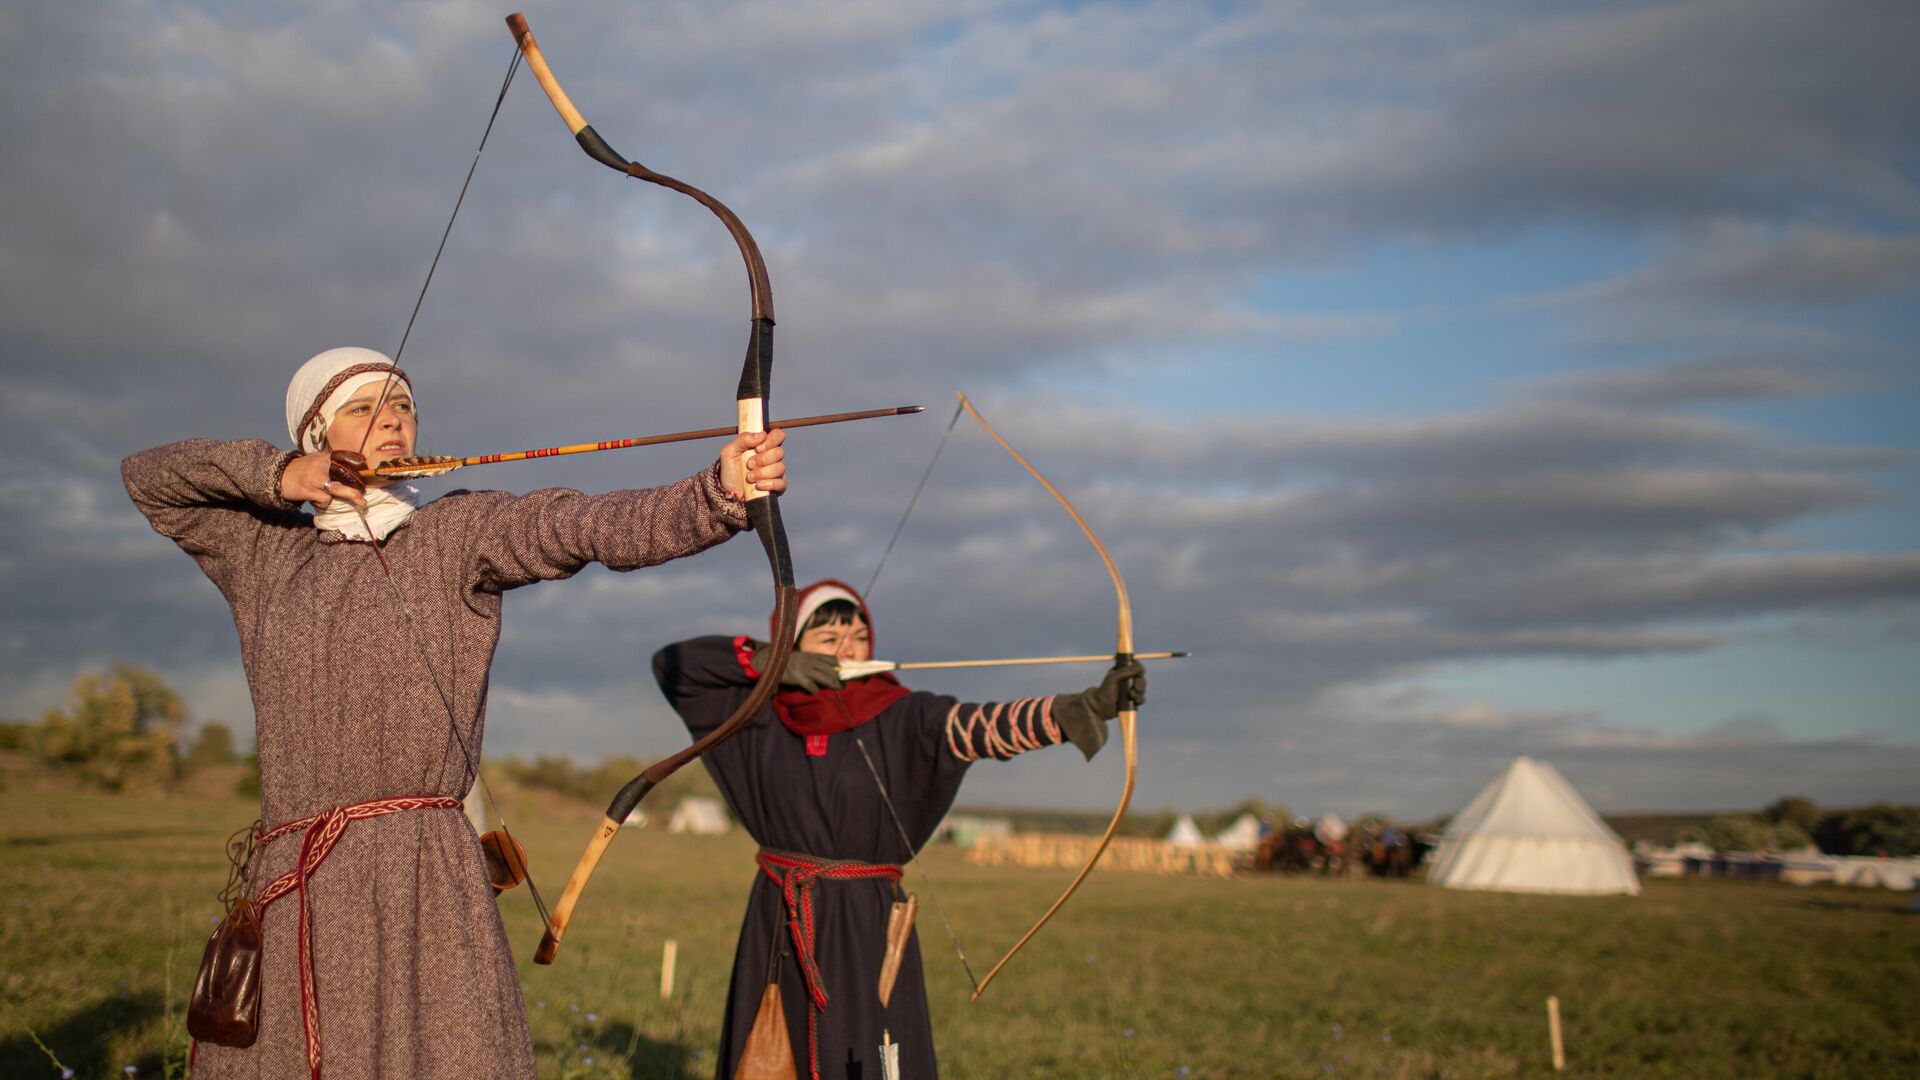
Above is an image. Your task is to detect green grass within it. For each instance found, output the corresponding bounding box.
[3,785,1917,1079]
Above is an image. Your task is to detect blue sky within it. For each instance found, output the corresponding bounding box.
[1,0,1916,819]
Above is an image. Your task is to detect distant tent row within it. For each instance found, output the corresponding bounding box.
[1164,812,1266,851]
[1156,756,1642,897]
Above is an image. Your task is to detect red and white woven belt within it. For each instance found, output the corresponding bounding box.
[754,849,903,1080]
[250,794,463,1080]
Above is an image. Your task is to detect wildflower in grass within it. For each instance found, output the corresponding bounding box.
[1333,1022,1343,1040]
[62,1071,74,1079]
[1177,1068,1190,1077]
[586,1012,598,1021]
[536,1000,546,1009]
[1124,1029,1135,1038]
[1382,1033,1391,1043]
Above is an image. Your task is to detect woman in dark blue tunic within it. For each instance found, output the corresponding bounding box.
[652,579,1142,1080]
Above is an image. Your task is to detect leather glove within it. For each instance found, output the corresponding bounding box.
[1050,660,1146,761]
[326,450,369,494]
[749,641,843,693]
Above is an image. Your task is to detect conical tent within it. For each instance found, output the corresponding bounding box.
[667,796,731,835]
[1214,813,1264,851]
[1427,756,1640,896]
[1165,814,1206,847]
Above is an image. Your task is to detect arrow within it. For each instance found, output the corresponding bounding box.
[363,404,925,480]
[839,650,1188,680]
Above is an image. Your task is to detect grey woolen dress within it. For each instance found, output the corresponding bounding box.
[123,438,749,1079]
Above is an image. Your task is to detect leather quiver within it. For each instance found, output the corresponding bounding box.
[188,896,263,1047]
[877,893,918,1007]
[732,982,798,1080]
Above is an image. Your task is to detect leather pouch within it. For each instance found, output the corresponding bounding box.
[479,830,529,892]
[188,895,263,1047]
[732,983,798,1080]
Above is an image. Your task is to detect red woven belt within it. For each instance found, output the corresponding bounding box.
[754,849,903,1080]
[252,794,462,1080]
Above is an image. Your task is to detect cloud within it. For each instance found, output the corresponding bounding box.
[2,1,1916,815]
[1552,225,1920,313]
[1523,356,1846,407]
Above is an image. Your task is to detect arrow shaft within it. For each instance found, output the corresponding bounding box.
[368,405,922,479]
[891,651,1184,671]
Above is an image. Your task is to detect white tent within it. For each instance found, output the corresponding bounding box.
[1214,813,1264,851]
[1165,814,1206,847]
[667,796,731,835]
[1427,756,1640,896]
[1313,812,1348,844]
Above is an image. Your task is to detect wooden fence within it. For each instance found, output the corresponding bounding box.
[964,832,1246,878]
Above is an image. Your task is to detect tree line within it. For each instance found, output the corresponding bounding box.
[7,666,1917,857]
[0,663,238,791]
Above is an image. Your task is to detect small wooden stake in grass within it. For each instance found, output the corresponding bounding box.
[661,939,678,999]
[1547,995,1565,1071]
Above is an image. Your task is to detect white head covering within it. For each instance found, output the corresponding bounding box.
[793,583,862,644]
[285,347,415,454]
[284,347,422,542]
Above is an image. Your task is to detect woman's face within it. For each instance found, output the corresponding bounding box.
[325,381,417,482]
[798,616,871,661]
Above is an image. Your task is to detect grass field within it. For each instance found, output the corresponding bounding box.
[3,781,1917,1079]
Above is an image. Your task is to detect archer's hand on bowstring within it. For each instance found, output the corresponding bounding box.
[1050,660,1146,761]
[749,640,843,693]
[717,428,788,500]
[281,450,370,511]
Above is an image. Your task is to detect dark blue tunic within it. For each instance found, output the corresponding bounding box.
[654,636,975,1080]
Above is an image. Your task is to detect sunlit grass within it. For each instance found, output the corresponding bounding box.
[3,784,1917,1078]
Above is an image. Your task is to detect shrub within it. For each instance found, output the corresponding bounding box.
[35,664,185,791]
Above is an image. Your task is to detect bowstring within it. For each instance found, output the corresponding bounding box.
[848,398,981,986]
[826,586,980,992]
[862,399,964,601]
[346,44,551,924]
[851,733,980,993]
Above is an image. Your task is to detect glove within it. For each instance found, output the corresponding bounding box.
[1050,660,1146,761]
[326,450,369,494]
[750,641,844,693]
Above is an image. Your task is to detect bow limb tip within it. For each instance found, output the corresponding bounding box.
[533,813,624,965]
[505,13,631,174]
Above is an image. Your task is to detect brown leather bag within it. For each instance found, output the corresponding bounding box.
[732,983,798,1080]
[188,895,264,1047]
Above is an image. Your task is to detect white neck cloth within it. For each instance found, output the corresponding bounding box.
[312,483,423,542]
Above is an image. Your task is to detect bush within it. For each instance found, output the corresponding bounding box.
[185,721,239,771]
[235,755,261,798]
[1706,814,1817,853]
[1814,803,1920,857]
[0,719,31,752]
[496,753,722,809]
[34,664,185,791]
[1762,795,1819,833]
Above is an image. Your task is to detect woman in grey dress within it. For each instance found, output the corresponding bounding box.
[123,346,787,1079]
